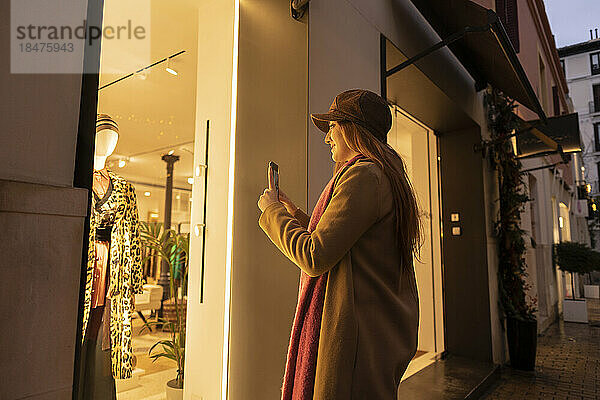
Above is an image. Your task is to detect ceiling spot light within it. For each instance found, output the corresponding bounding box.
[118,159,126,168]
[144,191,151,197]
[168,150,175,155]
[187,177,194,185]
[166,57,178,76]
[176,194,181,200]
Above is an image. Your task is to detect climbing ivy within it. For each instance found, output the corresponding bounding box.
[484,88,537,321]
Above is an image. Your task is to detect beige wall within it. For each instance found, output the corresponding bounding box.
[0,1,90,398]
[308,0,381,209]
[184,0,309,399]
[182,1,236,399]
[227,0,308,398]
[0,2,84,187]
[0,181,87,399]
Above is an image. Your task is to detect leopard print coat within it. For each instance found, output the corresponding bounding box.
[82,170,144,379]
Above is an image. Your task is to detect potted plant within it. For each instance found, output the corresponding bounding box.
[553,241,593,323]
[485,88,538,371]
[140,222,189,400]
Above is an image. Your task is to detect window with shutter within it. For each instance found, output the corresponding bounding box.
[552,86,560,116]
[495,0,520,53]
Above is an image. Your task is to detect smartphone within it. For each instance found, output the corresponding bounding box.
[269,161,279,198]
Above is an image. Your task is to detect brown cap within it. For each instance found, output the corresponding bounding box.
[311,89,391,142]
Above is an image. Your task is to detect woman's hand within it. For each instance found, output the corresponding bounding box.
[278,189,298,214]
[258,164,299,214]
[258,188,279,212]
[258,165,281,212]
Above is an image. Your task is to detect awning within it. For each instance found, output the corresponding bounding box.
[516,113,581,159]
[390,0,546,122]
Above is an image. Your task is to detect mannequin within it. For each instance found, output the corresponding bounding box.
[93,116,119,199]
[77,114,144,400]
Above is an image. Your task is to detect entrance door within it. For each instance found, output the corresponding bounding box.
[387,105,445,380]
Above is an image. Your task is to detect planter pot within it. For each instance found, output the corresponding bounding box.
[584,285,600,299]
[506,316,537,371]
[586,297,600,327]
[563,298,588,323]
[166,379,183,400]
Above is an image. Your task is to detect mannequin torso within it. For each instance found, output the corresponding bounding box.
[93,168,111,199]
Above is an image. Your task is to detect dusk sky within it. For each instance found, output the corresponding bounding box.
[544,0,600,48]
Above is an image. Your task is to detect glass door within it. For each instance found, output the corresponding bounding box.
[387,105,445,380]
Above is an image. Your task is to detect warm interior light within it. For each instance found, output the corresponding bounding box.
[587,184,592,193]
[194,224,201,237]
[168,149,175,155]
[166,67,178,76]
[559,216,564,228]
[118,159,126,168]
[187,177,194,185]
[593,203,597,212]
[144,191,151,197]
[150,212,159,218]
[195,165,201,177]
[223,1,240,398]
[510,133,518,156]
[176,194,181,200]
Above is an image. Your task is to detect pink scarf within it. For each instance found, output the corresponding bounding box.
[281,154,366,400]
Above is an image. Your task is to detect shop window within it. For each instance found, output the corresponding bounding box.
[495,0,520,53]
[591,52,600,76]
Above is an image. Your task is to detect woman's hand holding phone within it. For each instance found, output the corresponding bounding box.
[278,189,298,214]
[258,162,282,212]
[257,163,300,216]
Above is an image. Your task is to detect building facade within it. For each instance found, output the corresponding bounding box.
[505,0,589,330]
[559,36,600,250]
[0,0,584,399]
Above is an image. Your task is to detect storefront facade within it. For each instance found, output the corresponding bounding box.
[2,0,570,399]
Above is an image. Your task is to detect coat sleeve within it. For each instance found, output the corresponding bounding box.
[259,164,381,277]
[293,208,310,229]
[127,183,144,295]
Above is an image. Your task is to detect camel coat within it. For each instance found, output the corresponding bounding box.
[259,159,419,399]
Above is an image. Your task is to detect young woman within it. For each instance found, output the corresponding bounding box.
[257,89,421,400]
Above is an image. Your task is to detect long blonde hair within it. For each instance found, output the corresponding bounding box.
[337,121,422,268]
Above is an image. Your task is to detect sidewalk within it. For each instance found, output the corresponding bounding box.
[480,320,600,400]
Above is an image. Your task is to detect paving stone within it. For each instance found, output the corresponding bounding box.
[480,321,600,399]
